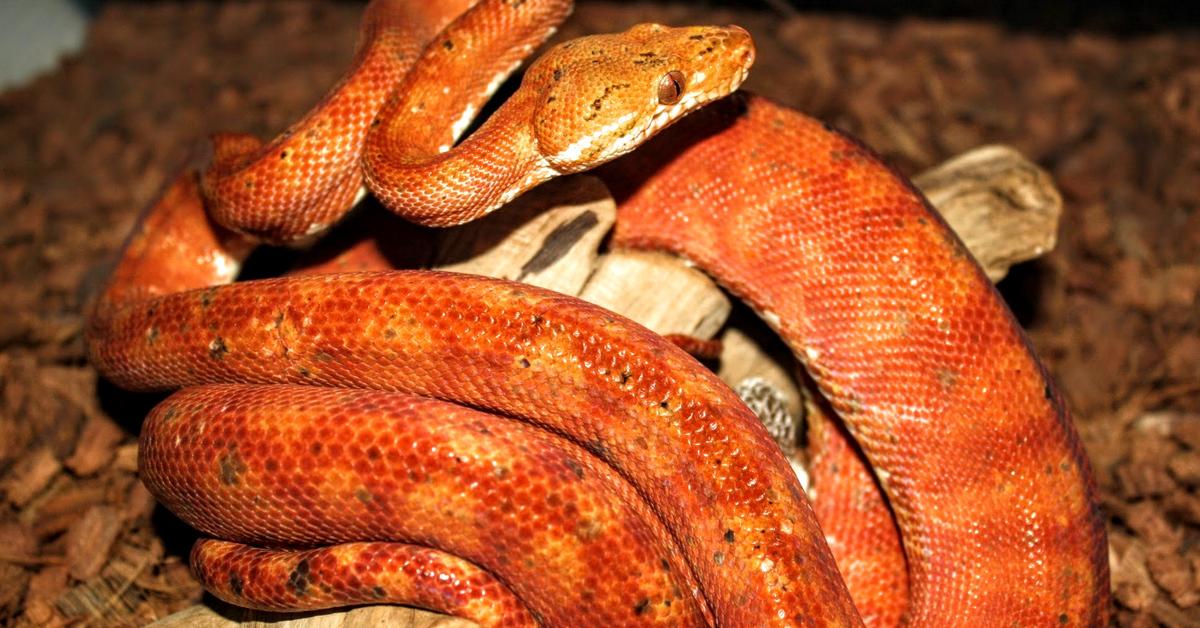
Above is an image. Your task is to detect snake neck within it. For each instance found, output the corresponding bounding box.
[362,90,556,227]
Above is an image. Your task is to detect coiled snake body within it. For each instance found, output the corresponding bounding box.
[87,0,1109,625]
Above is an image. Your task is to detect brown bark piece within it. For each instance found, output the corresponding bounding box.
[2,448,61,508]
[64,504,122,581]
[64,414,125,477]
[0,560,30,620]
[23,564,70,625]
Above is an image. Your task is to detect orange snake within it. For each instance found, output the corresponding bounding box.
[87,0,1110,625]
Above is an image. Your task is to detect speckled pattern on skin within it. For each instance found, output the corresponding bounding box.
[143,385,709,625]
[607,93,1111,625]
[201,0,479,243]
[87,0,1110,624]
[191,540,535,626]
[90,271,860,625]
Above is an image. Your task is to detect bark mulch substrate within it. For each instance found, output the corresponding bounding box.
[1,2,1197,626]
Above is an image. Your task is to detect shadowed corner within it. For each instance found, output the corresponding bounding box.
[996,257,1056,329]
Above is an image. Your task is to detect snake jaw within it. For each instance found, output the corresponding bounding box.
[530,23,756,174]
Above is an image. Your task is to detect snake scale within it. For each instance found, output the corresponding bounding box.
[86,0,1110,625]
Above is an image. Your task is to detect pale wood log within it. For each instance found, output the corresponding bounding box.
[160,143,1062,627]
[579,251,731,339]
[912,144,1062,282]
[433,175,614,296]
[151,601,474,628]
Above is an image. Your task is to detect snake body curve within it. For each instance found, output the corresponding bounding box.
[87,0,1109,625]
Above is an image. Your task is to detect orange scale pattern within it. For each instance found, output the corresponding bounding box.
[191,540,536,626]
[608,93,1109,625]
[142,384,710,625]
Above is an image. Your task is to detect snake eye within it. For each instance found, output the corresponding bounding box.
[657,71,685,105]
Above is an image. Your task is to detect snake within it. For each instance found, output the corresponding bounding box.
[86,0,1110,625]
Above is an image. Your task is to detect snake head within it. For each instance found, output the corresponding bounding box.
[528,23,755,174]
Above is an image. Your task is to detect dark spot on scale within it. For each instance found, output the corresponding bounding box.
[660,558,670,570]
[1044,464,1055,475]
[634,598,651,615]
[724,529,735,543]
[936,368,958,391]
[373,586,387,599]
[288,559,310,597]
[592,98,603,111]
[564,457,585,479]
[370,117,381,128]
[1058,613,1069,624]
[243,180,254,189]
[228,572,243,596]
[355,487,373,503]
[310,442,322,455]
[146,326,159,345]
[546,95,556,104]
[519,357,531,368]
[822,120,835,132]
[659,400,669,409]
[264,459,278,472]
[209,337,228,360]
[1044,384,1054,400]
[199,287,217,308]
[279,150,289,160]
[553,68,562,81]
[297,366,311,378]
[218,448,246,485]
[442,39,454,51]
[589,438,610,461]
[575,517,603,541]
[943,231,969,258]
[917,217,929,225]
[689,34,704,40]
[619,370,632,385]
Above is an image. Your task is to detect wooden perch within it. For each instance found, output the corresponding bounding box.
[152,143,1062,627]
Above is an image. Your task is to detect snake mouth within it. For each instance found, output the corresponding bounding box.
[601,61,752,165]
[605,26,755,163]
[537,23,756,175]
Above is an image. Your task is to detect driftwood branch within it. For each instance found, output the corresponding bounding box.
[152,143,1062,628]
